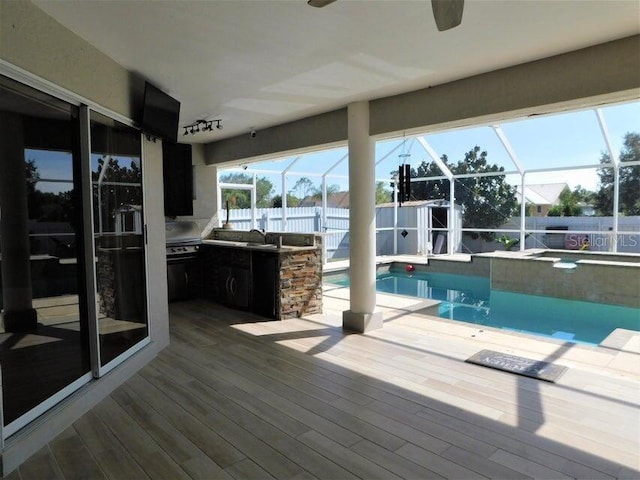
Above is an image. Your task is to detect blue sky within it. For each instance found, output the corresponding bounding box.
[231,100,639,195]
[25,149,74,194]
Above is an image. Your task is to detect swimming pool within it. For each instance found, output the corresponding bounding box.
[328,270,640,345]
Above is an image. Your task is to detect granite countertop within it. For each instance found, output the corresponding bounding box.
[202,239,316,253]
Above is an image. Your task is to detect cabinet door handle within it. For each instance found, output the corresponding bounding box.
[229,277,237,295]
[226,276,232,293]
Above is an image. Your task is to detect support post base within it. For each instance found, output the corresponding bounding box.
[2,308,38,332]
[342,310,383,333]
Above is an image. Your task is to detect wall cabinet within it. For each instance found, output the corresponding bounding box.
[162,142,193,217]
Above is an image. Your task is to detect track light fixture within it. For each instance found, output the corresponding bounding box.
[182,119,222,136]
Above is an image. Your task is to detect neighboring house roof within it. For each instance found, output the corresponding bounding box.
[300,192,350,208]
[516,183,568,205]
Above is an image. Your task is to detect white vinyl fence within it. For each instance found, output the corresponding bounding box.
[222,207,351,259]
[475,216,640,254]
[222,206,640,259]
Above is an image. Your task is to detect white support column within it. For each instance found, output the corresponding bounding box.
[595,109,620,252]
[321,175,328,264]
[322,175,328,227]
[612,167,620,252]
[342,102,382,333]
[213,166,221,227]
[251,173,257,229]
[281,172,287,230]
[520,172,527,250]
[449,179,455,254]
[393,181,398,255]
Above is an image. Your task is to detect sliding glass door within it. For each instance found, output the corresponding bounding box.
[0,76,91,432]
[0,74,150,436]
[90,111,148,368]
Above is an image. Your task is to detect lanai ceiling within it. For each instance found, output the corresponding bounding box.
[34,0,640,143]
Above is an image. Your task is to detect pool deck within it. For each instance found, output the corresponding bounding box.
[323,283,640,379]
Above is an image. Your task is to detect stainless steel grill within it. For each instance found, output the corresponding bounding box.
[165,221,202,300]
[165,221,202,263]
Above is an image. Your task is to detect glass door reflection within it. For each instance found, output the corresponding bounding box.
[0,76,90,431]
[90,112,148,367]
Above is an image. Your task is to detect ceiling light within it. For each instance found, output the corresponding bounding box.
[182,119,223,136]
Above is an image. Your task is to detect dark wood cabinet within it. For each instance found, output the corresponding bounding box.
[200,246,251,309]
[220,267,250,309]
[162,142,193,217]
[196,243,321,320]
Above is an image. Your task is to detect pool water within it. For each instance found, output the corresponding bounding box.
[329,270,640,345]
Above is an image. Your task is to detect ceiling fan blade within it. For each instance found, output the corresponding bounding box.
[431,0,464,31]
[307,0,338,7]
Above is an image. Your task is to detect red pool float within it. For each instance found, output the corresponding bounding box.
[405,264,415,272]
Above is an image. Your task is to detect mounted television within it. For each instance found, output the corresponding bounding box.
[141,82,180,144]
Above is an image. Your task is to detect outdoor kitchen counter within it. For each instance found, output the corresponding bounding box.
[202,239,317,252]
[198,236,323,320]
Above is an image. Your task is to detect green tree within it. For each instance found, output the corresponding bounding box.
[26,158,75,222]
[548,186,581,217]
[547,185,595,217]
[26,159,40,195]
[399,146,518,239]
[409,159,449,200]
[271,193,300,208]
[572,185,596,205]
[289,177,318,201]
[595,132,640,215]
[219,172,274,208]
[310,183,340,200]
[92,156,142,231]
[375,181,391,204]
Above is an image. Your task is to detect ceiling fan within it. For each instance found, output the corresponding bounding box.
[307,0,464,32]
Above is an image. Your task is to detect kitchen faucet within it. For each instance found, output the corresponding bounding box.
[249,228,267,243]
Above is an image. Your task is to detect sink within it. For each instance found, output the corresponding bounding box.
[246,242,278,249]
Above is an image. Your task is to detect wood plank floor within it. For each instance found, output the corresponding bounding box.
[12,294,640,479]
